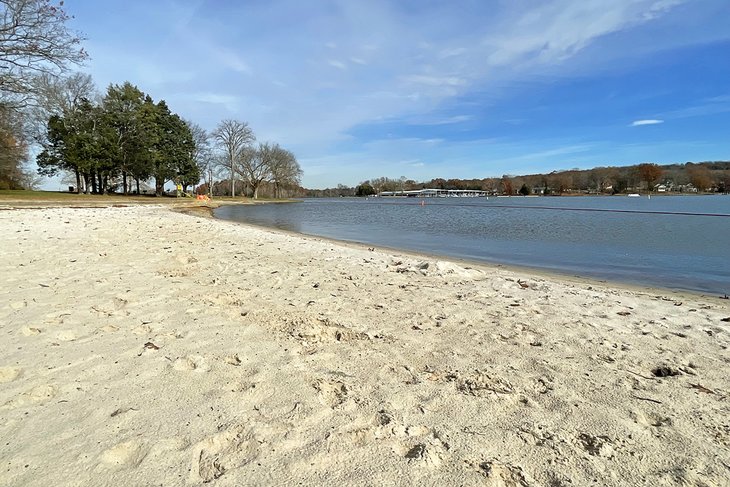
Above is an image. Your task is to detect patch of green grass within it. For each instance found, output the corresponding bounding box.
[0,190,88,199]
[0,190,166,200]
[0,190,190,206]
[0,190,292,208]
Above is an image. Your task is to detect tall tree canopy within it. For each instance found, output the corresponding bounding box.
[102,82,148,194]
[149,100,197,195]
[36,81,197,195]
[36,96,103,193]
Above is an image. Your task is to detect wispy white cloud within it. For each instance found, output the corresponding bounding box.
[631,119,664,126]
[505,144,595,161]
[401,75,466,87]
[482,0,691,68]
[410,115,472,126]
[327,59,347,70]
[211,47,252,74]
[438,47,467,59]
[659,95,730,119]
[193,93,239,104]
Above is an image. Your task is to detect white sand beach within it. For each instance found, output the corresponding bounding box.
[1,205,728,486]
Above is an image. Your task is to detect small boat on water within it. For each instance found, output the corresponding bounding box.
[627,193,641,197]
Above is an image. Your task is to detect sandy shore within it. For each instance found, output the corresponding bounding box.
[1,205,728,486]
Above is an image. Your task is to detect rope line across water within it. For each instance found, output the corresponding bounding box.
[365,200,730,218]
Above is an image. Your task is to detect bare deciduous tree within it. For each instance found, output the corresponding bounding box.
[211,119,254,198]
[0,102,28,188]
[0,0,88,107]
[186,120,214,193]
[237,142,271,199]
[29,71,95,145]
[267,143,301,198]
[637,163,662,191]
[687,164,712,192]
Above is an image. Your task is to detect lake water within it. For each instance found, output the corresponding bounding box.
[214,195,730,294]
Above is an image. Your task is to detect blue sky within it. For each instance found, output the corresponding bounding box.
[60,0,730,188]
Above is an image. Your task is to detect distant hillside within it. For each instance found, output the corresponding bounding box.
[304,161,730,197]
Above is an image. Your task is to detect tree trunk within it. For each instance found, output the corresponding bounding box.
[91,171,98,194]
[122,171,128,196]
[155,177,164,196]
[83,173,91,194]
[253,183,259,200]
[135,178,140,195]
[75,169,81,194]
[231,166,235,198]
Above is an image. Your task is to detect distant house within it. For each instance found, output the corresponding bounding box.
[678,183,698,193]
[134,182,155,195]
[654,184,667,192]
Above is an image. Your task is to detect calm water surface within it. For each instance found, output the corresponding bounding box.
[214,196,730,294]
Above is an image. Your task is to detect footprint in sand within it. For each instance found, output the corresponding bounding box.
[350,411,449,469]
[99,439,147,469]
[631,410,673,430]
[313,379,348,408]
[401,431,450,469]
[576,433,615,458]
[132,324,153,335]
[189,425,259,483]
[2,384,57,409]
[147,437,190,460]
[175,254,198,265]
[55,330,78,341]
[21,326,42,336]
[0,366,22,383]
[456,370,515,396]
[112,297,128,310]
[475,460,532,486]
[173,355,210,372]
[286,317,369,344]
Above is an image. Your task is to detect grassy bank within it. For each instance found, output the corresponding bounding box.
[0,190,262,208]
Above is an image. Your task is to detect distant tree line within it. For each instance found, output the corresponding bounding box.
[317,162,729,197]
[0,0,301,197]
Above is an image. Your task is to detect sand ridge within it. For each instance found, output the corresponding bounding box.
[0,205,728,486]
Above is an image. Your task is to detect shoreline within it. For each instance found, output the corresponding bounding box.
[1,205,728,486]
[209,205,726,303]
